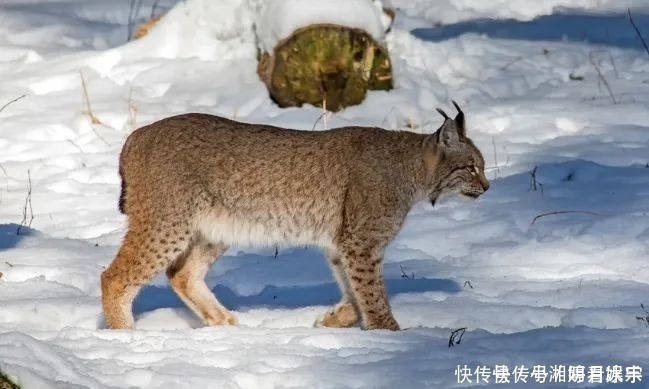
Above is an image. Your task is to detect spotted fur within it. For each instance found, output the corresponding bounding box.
[102,102,489,330]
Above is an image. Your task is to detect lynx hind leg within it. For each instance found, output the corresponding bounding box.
[166,239,237,326]
[315,250,360,328]
[101,220,192,329]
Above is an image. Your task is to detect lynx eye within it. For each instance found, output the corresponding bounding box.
[466,166,477,176]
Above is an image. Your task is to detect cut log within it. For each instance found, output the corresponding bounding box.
[258,24,393,112]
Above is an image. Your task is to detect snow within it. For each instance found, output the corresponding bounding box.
[1,0,649,388]
[386,0,649,25]
[255,0,391,52]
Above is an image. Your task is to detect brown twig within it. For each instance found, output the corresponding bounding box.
[0,163,9,193]
[322,96,328,130]
[127,0,144,41]
[399,264,413,279]
[636,303,649,328]
[66,139,85,154]
[127,86,138,131]
[491,137,500,179]
[150,0,161,18]
[529,210,602,227]
[628,8,649,57]
[0,95,26,114]
[529,165,543,194]
[80,71,110,145]
[380,105,397,128]
[17,169,33,235]
[311,111,328,131]
[589,52,617,104]
[80,71,102,125]
[590,49,619,79]
[501,56,523,70]
[448,327,466,347]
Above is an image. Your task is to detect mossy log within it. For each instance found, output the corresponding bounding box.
[258,24,393,112]
[0,371,20,389]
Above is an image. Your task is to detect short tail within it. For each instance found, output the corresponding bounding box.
[117,131,136,215]
[118,164,126,214]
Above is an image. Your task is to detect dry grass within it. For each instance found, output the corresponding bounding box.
[133,15,162,40]
[0,95,26,114]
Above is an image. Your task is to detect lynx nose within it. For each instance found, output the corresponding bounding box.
[480,177,490,192]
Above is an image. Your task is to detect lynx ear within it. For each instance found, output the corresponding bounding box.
[452,100,466,138]
[438,119,461,146]
[434,102,465,147]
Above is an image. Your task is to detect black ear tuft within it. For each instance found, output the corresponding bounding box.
[451,100,466,137]
[436,108,450,120]
[452,100,462,115]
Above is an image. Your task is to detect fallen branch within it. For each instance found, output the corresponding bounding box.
[529,210,602,227]
[628,8,649,57]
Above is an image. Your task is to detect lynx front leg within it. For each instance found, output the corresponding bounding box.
[315,251,360,328]
[339,246,399,331]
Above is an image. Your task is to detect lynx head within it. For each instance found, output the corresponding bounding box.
[423,101,489,205]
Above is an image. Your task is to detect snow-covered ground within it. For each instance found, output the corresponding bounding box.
[1,0,649,387]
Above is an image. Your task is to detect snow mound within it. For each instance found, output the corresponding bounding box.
[123,0,257,61]
[256,0,392,52]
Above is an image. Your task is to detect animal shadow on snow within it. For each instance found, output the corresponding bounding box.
[134,249,460,315]
[0,223,35,250]
[134,160,649,319]
[412,12,649,50]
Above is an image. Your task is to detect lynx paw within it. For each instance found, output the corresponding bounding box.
[315,302,359,328]
[206,310,238,326]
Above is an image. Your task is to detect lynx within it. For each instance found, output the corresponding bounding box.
[101,102,489,330]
